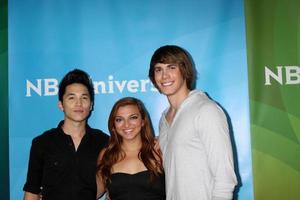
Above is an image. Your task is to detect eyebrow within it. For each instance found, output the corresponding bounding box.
[115,113,139,118]
[154,63,176,68]
[167,63,177,67]
[65,93,90,96]
[65,93,75,96]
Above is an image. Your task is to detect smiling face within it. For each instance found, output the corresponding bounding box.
[154,63,189,98]
[58,83,92,124]
[113,104,144,142]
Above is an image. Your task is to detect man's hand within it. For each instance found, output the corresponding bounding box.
[24,192,40,200]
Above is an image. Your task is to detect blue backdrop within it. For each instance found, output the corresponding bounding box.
[9,0,253,199]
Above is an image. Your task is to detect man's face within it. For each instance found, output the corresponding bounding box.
[153,63,188,97]
[58,83,92,123]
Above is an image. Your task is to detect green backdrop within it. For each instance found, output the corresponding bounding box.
[0,0,9,199]
[245,0,300,199]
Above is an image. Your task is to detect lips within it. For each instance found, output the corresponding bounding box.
[73,109,84,113]
[161,81,174,87]
[123,129,134,134]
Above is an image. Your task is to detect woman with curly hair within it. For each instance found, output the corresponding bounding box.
[96,97,165,200]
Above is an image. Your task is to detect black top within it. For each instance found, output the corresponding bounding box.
[107,170,166,200]
[23,121,109,200]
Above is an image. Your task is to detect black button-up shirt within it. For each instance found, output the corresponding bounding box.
[23,121,109,200]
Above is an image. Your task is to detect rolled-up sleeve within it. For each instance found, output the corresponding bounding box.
[23,138,43,194]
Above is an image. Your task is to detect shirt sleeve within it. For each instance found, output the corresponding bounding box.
[195,102,237,200]
[23,138,44,194]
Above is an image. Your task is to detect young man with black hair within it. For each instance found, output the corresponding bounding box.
[149,45,237,200]
[23,69,109,200]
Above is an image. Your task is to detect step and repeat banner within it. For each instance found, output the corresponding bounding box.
[8,0,253,199]
[245,0,300,199]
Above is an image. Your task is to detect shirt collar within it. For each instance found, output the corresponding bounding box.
[57,120,92,137]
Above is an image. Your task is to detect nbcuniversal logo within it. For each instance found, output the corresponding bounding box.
[264,66,300,85]
[26,75,158,97]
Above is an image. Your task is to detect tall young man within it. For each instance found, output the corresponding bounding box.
[23,69,109,200]
[149,45,237,200]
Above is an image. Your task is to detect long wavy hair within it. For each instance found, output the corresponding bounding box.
[97,97,163,184]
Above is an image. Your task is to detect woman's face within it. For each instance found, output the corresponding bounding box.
[113,104,144,142]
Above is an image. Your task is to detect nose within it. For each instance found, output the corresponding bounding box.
[75,98,82,106]
[124,119,130,128]
[162,69,169,79]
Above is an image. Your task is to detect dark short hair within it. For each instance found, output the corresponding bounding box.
[148,45,197,90]
[58,69,94,103]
